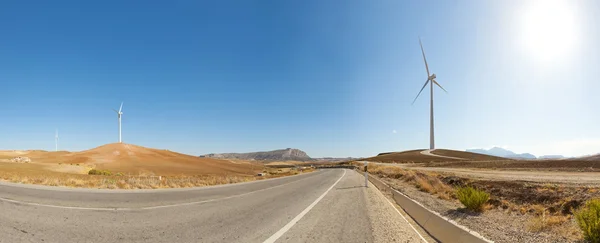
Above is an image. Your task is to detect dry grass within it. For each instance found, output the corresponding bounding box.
[363,149,505,163]
[365,163,590,241]
[527,211,571,233]
[1,143,262,176]
[0,161,315,189]
[0,171,257,189]
[368,164,454,198]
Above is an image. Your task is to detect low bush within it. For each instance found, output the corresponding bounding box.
[88,169,112,176]
[575,199,600,243]
[456,186,489,212]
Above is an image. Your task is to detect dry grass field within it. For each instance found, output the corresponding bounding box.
[428,149,507,161]
[356,147,600,242]
[0,143,314,189]
[362,163,589,242]
[362,149,505,163]
[1,143,259,176]
[424,159,600,171]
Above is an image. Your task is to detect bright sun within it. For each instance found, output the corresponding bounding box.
[520,0,579,61]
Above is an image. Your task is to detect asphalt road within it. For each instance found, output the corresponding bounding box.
[0,169,427,243]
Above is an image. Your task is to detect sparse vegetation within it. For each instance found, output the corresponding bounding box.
[367,164,454,199]
[88,169,112,176]
[456,186,489,212]
[361,156,600,242]
[575,199,600,243]
[527,210,569,232]
[0,161,314,189]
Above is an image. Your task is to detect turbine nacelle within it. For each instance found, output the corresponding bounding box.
[429,73,436,80]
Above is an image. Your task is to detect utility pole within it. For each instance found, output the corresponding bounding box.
[55,129,59,151]
[364,161,368,187]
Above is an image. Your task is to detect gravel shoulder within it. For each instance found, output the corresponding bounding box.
[364,175,432,243]
[375,174,582,243]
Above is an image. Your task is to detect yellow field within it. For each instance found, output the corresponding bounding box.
[0,143,318,189]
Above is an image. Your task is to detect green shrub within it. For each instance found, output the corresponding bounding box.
[456,186,489,212]
[88,169,112,176]
[575,199,600,243]
[115,172,124,176]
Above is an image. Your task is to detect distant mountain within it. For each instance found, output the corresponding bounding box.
[539,155,566,159]
[201,148,312,161]
[466,147,537,159]
[314,157,361,162]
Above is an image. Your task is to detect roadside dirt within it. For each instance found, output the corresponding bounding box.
[423,159,600,171]
[382,163,600,185]
[374,172,584,243]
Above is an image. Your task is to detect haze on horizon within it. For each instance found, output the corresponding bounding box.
[1,0,599,158]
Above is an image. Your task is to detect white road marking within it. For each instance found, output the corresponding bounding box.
[263,169,347,243]
[0,171,324,211]
[372,180,429,243]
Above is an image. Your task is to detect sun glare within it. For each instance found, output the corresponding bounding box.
[520,0,579,62]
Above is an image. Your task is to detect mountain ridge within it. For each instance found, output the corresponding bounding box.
[466,147,537,159]
[201,148,312,161]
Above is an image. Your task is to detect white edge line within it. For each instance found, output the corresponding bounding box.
[371,179,429,243]
[0,171,325,211]
[263,169,347,243]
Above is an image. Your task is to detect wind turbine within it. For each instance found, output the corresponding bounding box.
[55,129,59,151]
[112,102,123,143]
[412,37,447,150]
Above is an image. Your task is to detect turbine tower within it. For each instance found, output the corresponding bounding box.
[112,102,123,143]
[55,129,59,151]
[412,37,447,150]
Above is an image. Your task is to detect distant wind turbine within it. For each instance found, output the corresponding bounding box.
[412,37,447,150]
[112,102,123,143]
[55,129,59,151]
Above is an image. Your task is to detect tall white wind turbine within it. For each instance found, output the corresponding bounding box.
[412,37,447,150]
[112,102,123,143]
[55,129,59,151]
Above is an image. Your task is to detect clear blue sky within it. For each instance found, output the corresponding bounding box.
[1,0,599,158]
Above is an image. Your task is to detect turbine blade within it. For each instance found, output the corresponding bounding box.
[119,102,123,113]
[419,37,431,77]
[412,80,430,105]
[433,80,448,93]
[112,108,118,113]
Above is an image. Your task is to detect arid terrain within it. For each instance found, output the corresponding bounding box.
[358,149,600,242]
[363,149,506,163]
[0,143,314,189]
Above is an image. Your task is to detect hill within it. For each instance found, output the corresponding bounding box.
[202,148,312,161]
[364,149,506,163]
[575,154,600,161]
[2,143,257,176]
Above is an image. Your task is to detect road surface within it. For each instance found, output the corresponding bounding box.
[0,169,428,243]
